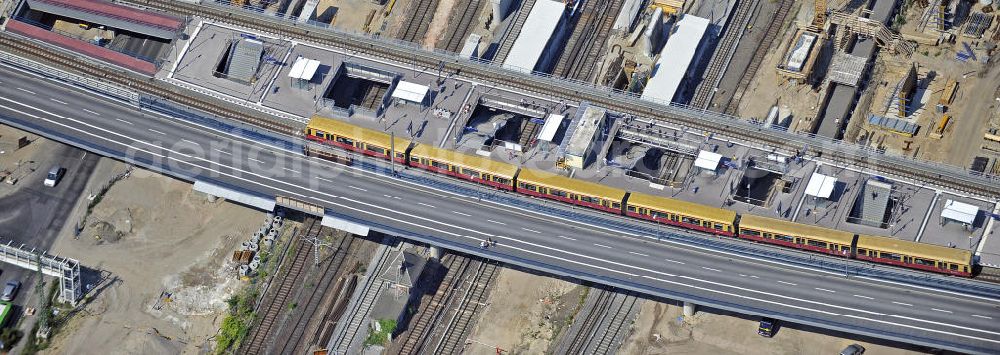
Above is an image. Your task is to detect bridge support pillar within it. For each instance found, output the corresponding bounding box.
[430,246,444,260]
[683,301,697,316]
[206,193,218,202]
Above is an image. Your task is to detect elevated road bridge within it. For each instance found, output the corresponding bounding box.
[0,58,998,354]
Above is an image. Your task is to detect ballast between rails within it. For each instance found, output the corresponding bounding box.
[304,115,975,277]
[122,0,1000,198]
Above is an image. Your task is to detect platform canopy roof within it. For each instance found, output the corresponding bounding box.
[392,80,430,103]
[694,150,722,171]
[640,15,710,104]
[941,199,979,225]
[804,172,837,199]
[537,114,565,143]
[502,0,566,73]
[288,57,321,81]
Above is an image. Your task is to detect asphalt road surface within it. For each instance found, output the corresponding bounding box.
[0,63,998,353]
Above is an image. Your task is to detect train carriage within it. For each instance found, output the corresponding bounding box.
[515,168,627,214]
[855,234,973,277]
[407,144,518,190]
[305,116,410,163]
[625,192,737,236]
[737,215,855,256]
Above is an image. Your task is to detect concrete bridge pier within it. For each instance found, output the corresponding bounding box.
[683,301,697,316]
[430,246,445,260]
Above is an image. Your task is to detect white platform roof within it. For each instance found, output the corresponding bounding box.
[640,15,710,104]
[804,172,837,199]
[193,180,275,211]
[322,214,371,236]
[694,150,722,171]
[941,199,979,225]
[502,0,565,73]
[289,57,321,81]
[537,114,565,142]
[392,80,430,103]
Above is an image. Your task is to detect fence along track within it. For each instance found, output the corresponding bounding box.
[0,33,299,136]
[273,231,357,355]
[433,260,499,354]
[439,0,483,53]
[392,254,473,354]
[240,217,321,355]
[65,1,1000,196]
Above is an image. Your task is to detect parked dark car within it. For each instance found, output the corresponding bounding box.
[758,317,777,337]
[840,344,865,355]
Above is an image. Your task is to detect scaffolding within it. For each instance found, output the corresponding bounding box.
[828,11,916,56]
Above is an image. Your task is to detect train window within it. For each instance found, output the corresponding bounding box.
[806,240,827,249]
[912,257,933,266]
[410,156,420,163]
[714,223,724,230]
[313,129,324,137]
[335,136,354,146]
[431,161,449,169]
[612,202,621,209]
[550,189,567,197]
[741,229,761,237]
[879,251,902,261]
[950,264,959,271]
[627,206,637,212]
[494,177,510,185]
[857,248,868,256]
[365,145,385,155]
[681,216,701,225]
[772,234,793,243]
[462,168,480,178]
[651,211,668,219]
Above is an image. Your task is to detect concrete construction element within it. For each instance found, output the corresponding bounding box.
[564,105,607,169]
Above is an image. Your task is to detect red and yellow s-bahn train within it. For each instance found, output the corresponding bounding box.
[304,116,974,277]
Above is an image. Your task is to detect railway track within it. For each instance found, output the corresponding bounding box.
[690,0,758,108]
[396,0,439,43]
[434,260,499,355]
[557,288,639,355]
[240,217,321,355]
[28,0,1000,197]
[439,0,483,53]
[724,0,793,115]
[391,254,473,354]
[272,230,358,355]
[551,0,621,81]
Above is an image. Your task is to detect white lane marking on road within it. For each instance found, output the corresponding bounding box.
[866,314,1000,339]
[148,128,166,135]
[116,118,133,125]
[487,219,506,225]
[16,87,35,94]
[663,258,685,265]
[522,228,541,234]
[215,149,231,155]
[749,275,760,279]
[248,158,265,164]
[853,294,874,300]
[701,267,721,272]
[678,276,884,316]
[50,98,67,105]
[644,275,836,317]
[593,244,612,249]
[814,288,836,293]
[316,176,332,182]
[739,274,746,277]
[971,314,993,319]
[417,202,436,208]
[283,167,300,173]
[181,139,198,145]
[557,235,576,241]
[892,301,912,306]
[8,96,997,344]
[393,196,402,200]
[629,251,649,257]
[452,211,471,216]
[348,185,367,192]
[83,109,100,116]
[931,308,953,314]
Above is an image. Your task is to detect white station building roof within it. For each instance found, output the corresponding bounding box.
[941,199,979,225]
[694,150,722,171]
[502,0,565,73]
[804,172,837,199]
[391,80,430,103]
[537,114,565,142]
[288,57,321,81]
[641,15,710,104]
